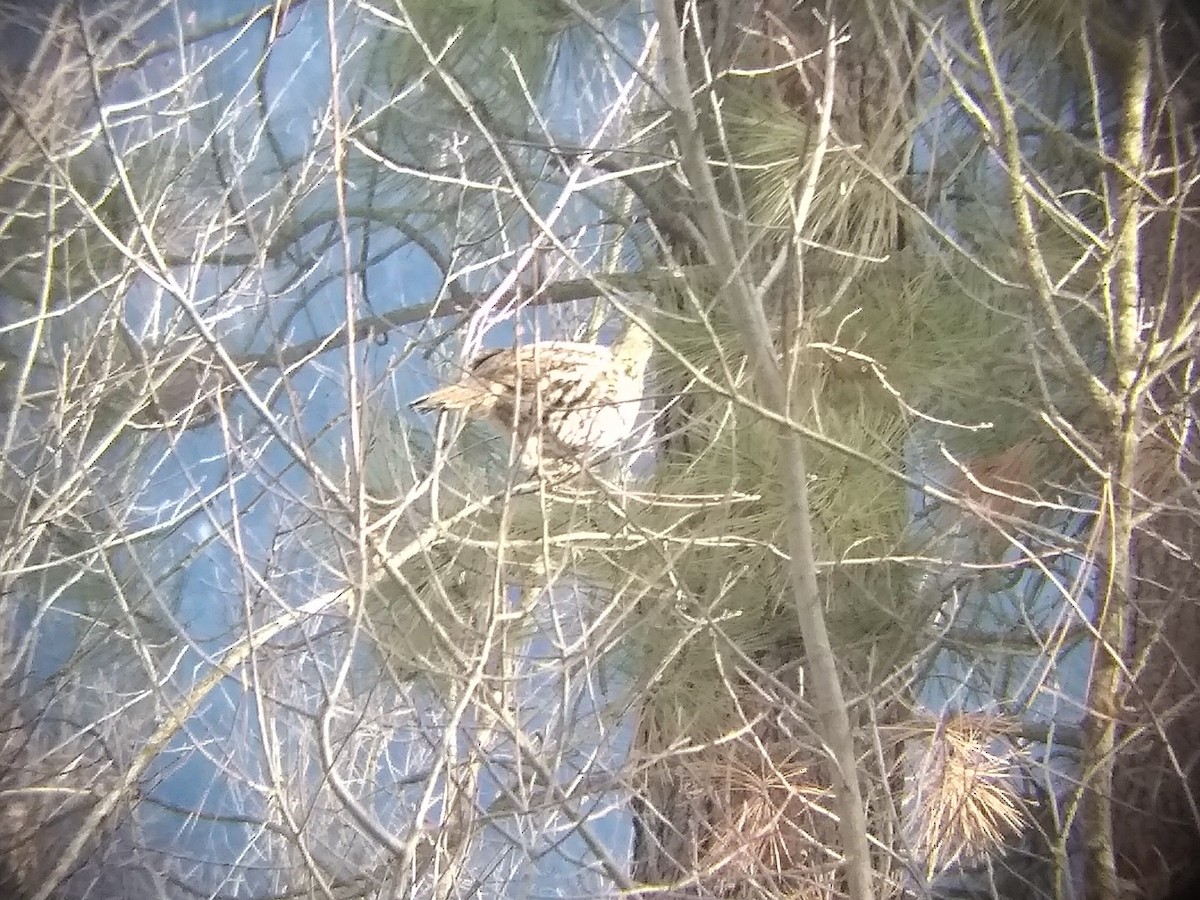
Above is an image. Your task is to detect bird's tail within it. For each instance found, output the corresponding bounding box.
[410,381,495,414]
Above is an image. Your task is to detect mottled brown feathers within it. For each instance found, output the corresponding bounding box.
[412,320,654,469]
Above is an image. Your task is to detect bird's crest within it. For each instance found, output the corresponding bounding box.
[610,316,655,379]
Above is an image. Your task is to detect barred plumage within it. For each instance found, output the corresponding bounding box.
[412,318,654,470]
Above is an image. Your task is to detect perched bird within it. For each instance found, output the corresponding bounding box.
[411,316,654,471]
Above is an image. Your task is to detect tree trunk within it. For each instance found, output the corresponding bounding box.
[1108,3,1200,896]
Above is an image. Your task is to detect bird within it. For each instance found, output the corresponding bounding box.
[411,316,655,472]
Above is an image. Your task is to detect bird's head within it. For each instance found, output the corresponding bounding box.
[610,312,656,380]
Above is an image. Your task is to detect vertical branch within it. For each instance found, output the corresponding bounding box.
[652,3,875,899]
[954,4,1156,896]
[963,0,1114,416]
[1081,18,1152,900]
